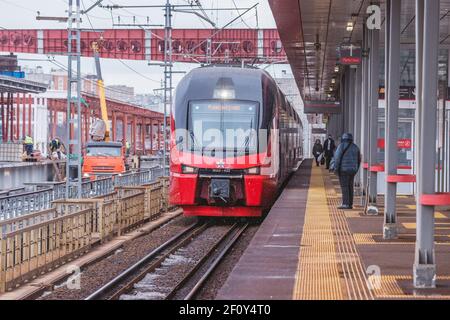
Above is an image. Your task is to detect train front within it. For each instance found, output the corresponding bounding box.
[169,67,278,217]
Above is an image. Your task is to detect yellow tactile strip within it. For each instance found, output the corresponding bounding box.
[353,233,450,245]
[372,275,450,299]
[293,165,344,300]
[325,177,374,300]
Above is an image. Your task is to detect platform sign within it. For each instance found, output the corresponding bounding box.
[377,138,412,149]
[379,86,415,100]
[304,101,341,114]
[339,43,362,65]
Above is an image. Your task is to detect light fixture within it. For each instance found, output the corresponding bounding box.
[329,86,333,91]
[331,78,336,84]
[334,66,339,72]
[214,89,235,100]
[213,77,235,100]
[346,22,354,32]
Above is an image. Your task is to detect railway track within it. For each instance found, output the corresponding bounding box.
[84,221,248,300]
[167,223,248,300]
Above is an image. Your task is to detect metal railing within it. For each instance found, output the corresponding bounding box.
[0,167,165,220]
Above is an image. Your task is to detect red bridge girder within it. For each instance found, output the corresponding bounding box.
[0,29,286,63]
[46,93,166,155]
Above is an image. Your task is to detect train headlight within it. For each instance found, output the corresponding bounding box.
[213,88,235,100]
[245,167,260,175]
[83,173,90,178]
[213,77,235,100]
[181,165,199,174]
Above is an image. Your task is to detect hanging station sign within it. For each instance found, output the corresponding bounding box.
[339,43,362,65]
[304,101,341,114]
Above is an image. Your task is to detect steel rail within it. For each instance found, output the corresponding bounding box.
[163,223,242,300]
[182,223,248,300]
[84,222,208,300]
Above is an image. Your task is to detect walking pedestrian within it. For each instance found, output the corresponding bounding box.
[332,133,361,209]
[323,134,336,170]
[312,139,323,167]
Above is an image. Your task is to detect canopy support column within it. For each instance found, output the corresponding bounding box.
[384,0,401,239]
[414,0,439,288]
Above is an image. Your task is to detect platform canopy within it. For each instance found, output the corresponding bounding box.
[268,0,450,104]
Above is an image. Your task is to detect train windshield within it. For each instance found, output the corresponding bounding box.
[188,100,259,155]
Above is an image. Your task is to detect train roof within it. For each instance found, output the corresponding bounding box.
[186,65,270,80]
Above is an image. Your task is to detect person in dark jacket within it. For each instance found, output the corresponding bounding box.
[312,139,323,167]
[332,133,361,209]
[323,134,336,170]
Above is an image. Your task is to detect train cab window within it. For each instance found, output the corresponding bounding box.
[86,146,122,157]
[188,100,259,155]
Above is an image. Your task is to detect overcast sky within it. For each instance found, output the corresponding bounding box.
[0,0,292,94]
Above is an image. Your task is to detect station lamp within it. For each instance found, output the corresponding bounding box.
[346,22,354,32]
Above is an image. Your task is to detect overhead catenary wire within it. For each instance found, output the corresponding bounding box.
[231,0,252,28]
[18,56,155,107]
[80,3,162,86]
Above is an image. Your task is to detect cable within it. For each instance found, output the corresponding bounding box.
[79,3,162,86]
[46,58,152,100]
[59,0,111,20]
[117,60,161,84]
[0,0,38,13]
[231,0,252,28]
[105,0,151,19]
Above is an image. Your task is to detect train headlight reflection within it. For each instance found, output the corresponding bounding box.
[245,167,260,175]
[181,165,199,174]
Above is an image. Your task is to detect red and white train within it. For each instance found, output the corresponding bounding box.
[169,66,303,217]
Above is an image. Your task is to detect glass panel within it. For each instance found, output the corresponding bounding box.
[86,146,122,157]
[188,100,259,155]
[377,120,413,167]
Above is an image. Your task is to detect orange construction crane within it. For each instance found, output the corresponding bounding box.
[82,40,125,179]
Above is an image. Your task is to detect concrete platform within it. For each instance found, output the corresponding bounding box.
[217,160,450,300]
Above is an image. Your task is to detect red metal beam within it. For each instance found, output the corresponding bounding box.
[0,29,286,63]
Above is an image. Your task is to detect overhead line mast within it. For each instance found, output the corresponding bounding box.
[66,0,83,198]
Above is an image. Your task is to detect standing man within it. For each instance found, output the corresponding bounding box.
[323,134,336,170]
[23,135,34,156]
[49,138,62,159]
[333,133,361,209]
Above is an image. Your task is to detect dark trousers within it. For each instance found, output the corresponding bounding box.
[25,144,33,155]
[339,173,355,207]
[324,152,333,169]
[314,155,320,166]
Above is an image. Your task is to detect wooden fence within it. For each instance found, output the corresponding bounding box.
[0,178,170,292]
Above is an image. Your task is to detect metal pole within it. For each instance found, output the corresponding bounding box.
[348,67,355,136]
[65,0,83,198]
[368,24,380,211]
[385,0,390,117]
[163,0,172,175]
[414,0,439,289]
[343,71,349,133]
[361,24,370,199]
[440,51,448,192]
[384,0,401,239]
[415,0,424,196]
[354,64,362,189]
